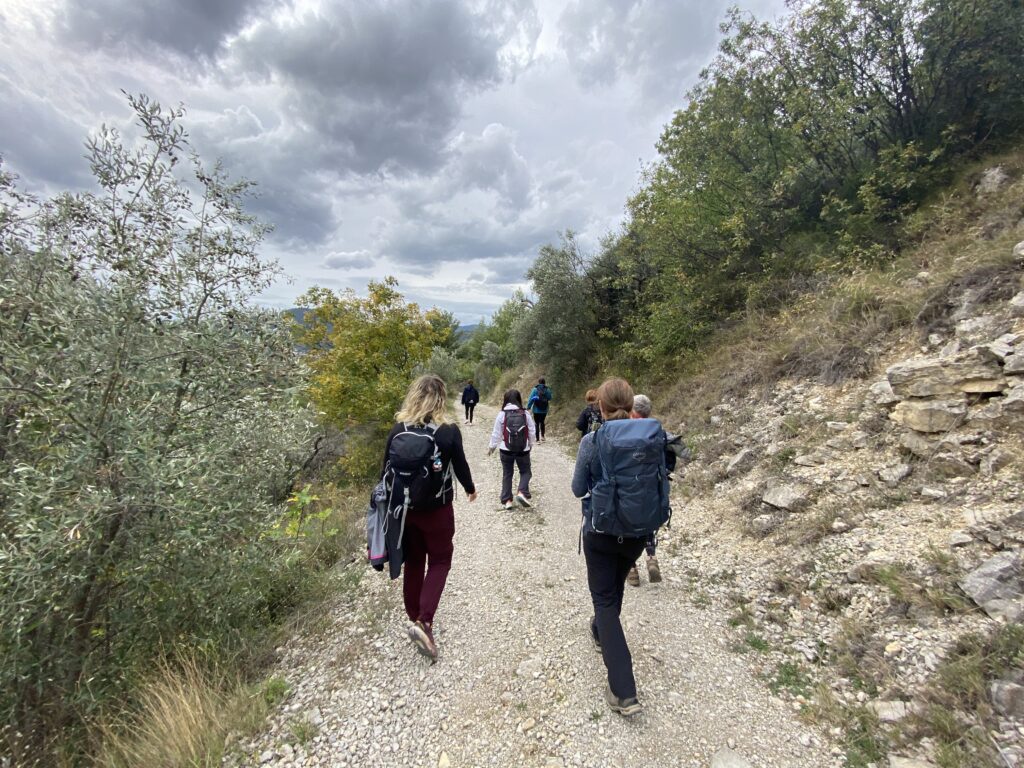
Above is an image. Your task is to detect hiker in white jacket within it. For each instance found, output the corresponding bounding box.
[487,389,537,509]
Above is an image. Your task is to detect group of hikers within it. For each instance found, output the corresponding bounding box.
[371,372,677,718]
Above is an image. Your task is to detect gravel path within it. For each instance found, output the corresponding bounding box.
[233,404,839,768]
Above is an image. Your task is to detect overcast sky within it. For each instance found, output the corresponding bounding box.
[0,0,785,322]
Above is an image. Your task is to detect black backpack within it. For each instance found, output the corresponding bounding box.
[536,386,551,406]
[382,424,448,524]
[503,409,529,452]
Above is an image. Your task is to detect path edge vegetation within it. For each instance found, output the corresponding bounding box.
[0,96,448,767]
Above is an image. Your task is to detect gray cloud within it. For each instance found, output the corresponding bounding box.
[0,0,772,323]
[323,250,374,270]
[55,0,273,59]
[558,0,784,103]
[231,0,540,175]
[187,108,338,244]
[382,222,548,271]
[0,80,93,191]
[392,123,533,222]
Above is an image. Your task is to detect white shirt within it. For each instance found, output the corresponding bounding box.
[489,404,537,452]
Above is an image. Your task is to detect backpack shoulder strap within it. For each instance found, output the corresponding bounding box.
[593,426,608,478]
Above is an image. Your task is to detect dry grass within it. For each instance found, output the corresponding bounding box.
[865,562,973,617]
[901,625,1024,768]
[831,619,892,696]
[779,506,840,547]
[97,660,293,768]
[95,479,369,768]
[98,659,239,768]
[805,684,889,768]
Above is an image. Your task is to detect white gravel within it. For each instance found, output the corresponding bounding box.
[230,404,839,768]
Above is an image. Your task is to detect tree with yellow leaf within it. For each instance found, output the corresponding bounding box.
[294,277,443,443]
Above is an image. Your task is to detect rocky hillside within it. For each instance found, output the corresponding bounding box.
[664,186,1024,767]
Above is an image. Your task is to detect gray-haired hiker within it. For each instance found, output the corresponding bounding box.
[626,394,669,587]
[572,378,671,717]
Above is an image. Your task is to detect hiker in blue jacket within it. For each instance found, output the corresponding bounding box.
[572,377,671,717]
[526,377,552,442]
[460,380,479,425]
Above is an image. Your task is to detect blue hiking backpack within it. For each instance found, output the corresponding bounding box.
[590,419,671,538]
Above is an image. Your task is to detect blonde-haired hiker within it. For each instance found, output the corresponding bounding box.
[381,374,477,660]
[572,378,671,716]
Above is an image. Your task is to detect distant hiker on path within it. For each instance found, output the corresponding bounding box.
[626,394,672,587]
[487,389,536,509]
[575,388,603,438]
[461,380,479,425]
[526,377,553,442]
[572,378,671,717]
[381,374,477,661]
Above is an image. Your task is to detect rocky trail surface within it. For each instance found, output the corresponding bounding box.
[230,403,837,768]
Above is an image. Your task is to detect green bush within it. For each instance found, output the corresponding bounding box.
[511,0,1024,382]
[0,96,316,762]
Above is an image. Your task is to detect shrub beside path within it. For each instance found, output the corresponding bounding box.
[230,403,838,768]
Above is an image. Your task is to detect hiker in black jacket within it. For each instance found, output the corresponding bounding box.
[461,381,480,425]
[382,374,477,661]
[575,388,603,438]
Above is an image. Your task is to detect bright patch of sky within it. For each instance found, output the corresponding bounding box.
[0,0,785,323]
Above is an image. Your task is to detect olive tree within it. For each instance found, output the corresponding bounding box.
[0,95,315,760]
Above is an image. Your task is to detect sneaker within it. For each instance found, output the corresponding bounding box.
[605,684,642,717]
[502,500,514,510]
[408,621,438,660]
[627,565,641,587]
[515,493,532,508]
[647,556,662,583]
[589,618,601,651]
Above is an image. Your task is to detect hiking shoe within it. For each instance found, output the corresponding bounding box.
[647,556,662,583]
[515,493,532,508]
[605,684,642,717]
[408,621,438,660]
[502,500,515,510]
[627,565,641,587]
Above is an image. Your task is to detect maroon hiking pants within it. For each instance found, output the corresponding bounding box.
[402,503,455,625]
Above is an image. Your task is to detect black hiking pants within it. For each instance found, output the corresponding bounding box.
[534,411,547,438]
[499,449,531,503]
[583,530,647,699]
[464,403,476,423]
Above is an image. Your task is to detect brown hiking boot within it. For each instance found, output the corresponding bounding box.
[627,564,640,587]
[605,684,642,717]
[408,621,438,660]
[647,556,662,583]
